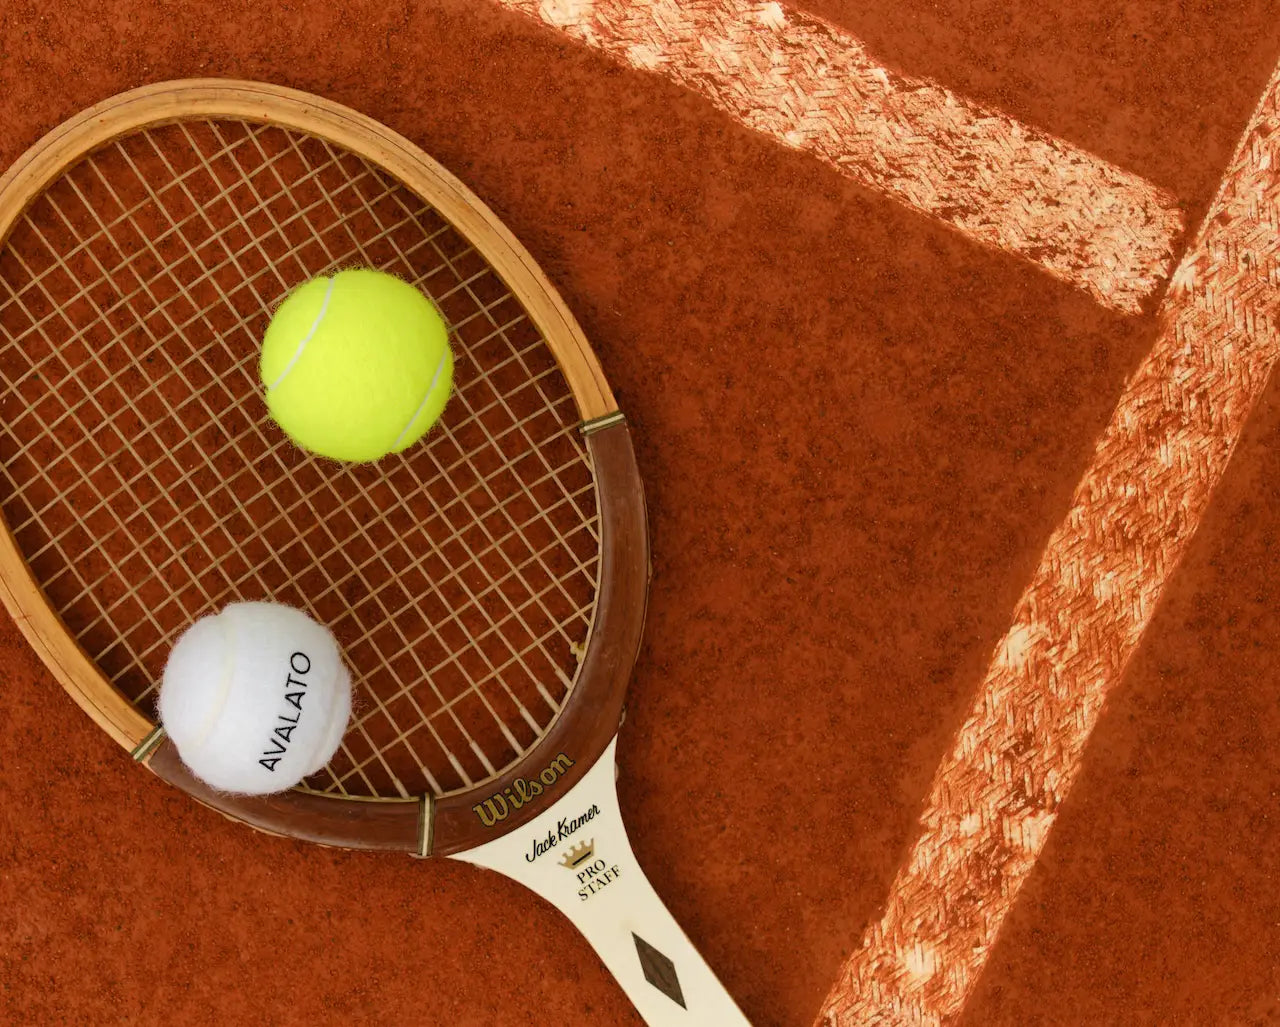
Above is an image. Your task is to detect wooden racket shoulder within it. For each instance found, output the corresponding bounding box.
[0,549,152,750]
[141,419,649,854]
[0,80,647,853]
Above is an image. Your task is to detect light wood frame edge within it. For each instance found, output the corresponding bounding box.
[0,78,620,756]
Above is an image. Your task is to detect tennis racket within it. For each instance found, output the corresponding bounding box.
[0,80,748,1026]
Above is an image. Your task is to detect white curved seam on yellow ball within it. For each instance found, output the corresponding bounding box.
[267,276,336,391]
[391,345,449,451]
[191,612,237,752]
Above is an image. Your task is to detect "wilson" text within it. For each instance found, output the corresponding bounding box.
[472,752,575,826]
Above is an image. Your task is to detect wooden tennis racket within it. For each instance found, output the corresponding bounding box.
[0,80,748,1026]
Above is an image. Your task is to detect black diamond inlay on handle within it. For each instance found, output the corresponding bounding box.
[633,933,687,1009]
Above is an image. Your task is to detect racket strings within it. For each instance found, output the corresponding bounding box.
[0,119,600,800]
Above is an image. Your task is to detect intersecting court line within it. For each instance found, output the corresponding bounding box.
[499,0,1182,314]
[495,2,1280,1022]
[818,59,1280,1025]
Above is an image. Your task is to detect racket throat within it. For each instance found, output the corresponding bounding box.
[451,736,750,1026]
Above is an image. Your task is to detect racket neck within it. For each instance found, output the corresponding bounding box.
[452,737,749,1026]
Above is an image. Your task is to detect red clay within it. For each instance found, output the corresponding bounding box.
[0,1,1278,1025]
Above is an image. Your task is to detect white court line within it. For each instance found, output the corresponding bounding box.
[500,0,1183,314]
[495,3,1279,1020]
[819,59,1280,1026]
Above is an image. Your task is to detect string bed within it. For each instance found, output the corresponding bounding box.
[0,119,600,801]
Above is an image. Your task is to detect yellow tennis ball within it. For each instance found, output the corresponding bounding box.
[260,268,453,462]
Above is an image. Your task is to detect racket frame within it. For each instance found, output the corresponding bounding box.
[0,79,650,858]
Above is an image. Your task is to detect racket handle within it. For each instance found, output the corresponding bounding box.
[454,736,751,1026]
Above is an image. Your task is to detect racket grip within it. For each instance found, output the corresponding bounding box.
[453,736,751,1026]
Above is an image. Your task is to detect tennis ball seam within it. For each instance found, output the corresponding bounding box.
[188,612,237,752]
[301,661,350,775]
[390,345,451,451]
[261,270,453,461]
[265,275,336,392]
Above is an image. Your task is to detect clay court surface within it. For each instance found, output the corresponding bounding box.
[2,1,1280,1024]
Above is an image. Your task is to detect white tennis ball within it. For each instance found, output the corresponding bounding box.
[158,601,352,795]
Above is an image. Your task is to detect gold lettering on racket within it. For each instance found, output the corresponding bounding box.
[559,831,623,905]
[472,752,576,827]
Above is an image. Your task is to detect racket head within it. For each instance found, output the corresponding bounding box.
[0,80,649,856]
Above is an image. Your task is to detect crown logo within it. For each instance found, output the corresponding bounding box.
[560,838,595,869]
